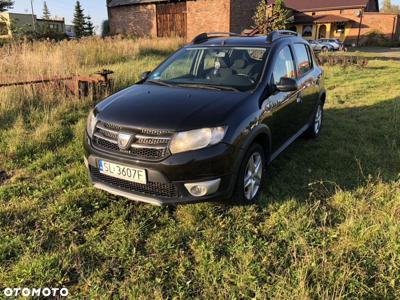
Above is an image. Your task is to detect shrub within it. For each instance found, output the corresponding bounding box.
[363,30,388,46]
[101,20,110,38]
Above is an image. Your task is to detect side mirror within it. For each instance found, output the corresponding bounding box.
[140,71,151,81]
[276,77,298,92]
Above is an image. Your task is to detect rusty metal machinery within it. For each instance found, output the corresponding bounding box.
[0,69,114,100]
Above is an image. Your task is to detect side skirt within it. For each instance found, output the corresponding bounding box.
[268,124,309,163]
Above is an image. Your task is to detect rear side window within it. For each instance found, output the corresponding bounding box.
[294,44,312,77]
[272,46,296,85]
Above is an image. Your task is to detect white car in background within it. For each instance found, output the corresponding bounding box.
[317,38,343,51]
[309,40,334,52]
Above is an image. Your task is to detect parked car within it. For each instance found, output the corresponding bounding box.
[309,40,334,52]
[317,38,343,51]
[84,30,326,205]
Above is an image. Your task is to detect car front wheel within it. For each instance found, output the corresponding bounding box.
[232,143,265,204]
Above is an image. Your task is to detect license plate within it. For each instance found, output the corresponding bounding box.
[98,160,147,184]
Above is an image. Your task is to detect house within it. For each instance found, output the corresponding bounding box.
[36,17,66,34]
[0,13,34,39]
[65,25,76,39]
[107,0,400,45]
[274,0,400,45]
[0,12,66,39]
[106,0,259,40]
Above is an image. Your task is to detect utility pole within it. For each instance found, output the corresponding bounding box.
[30,0,36,31]
[265,0,269,34]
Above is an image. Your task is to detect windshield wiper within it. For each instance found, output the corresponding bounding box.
[207,85,240,92]
[176,83,239,92]
[146,80,175,87]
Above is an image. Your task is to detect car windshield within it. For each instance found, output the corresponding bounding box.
[147,47,269,92]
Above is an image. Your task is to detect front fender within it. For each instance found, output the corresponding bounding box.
[239,124,272,154]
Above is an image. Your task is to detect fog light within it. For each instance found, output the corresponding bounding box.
[83,156,89,167]
[184,179,221,197]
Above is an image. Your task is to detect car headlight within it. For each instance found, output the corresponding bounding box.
[170,127,226,154]
[86,110,97,137]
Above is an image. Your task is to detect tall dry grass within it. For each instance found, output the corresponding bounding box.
[0,36,184,84]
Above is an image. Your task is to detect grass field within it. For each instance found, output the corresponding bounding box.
[321,47,400,60]
[0,38,399,299]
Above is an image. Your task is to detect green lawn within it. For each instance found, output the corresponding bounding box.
[0,43,399,299]
[321,47,400,60]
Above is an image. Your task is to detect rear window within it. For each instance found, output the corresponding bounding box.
[293,44,312,77]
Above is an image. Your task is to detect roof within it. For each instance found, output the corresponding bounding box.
[37,18,65,23]
[108,0,182,7]
[188,34,305,47]
[294,14,353,24]
[271,0,375,12]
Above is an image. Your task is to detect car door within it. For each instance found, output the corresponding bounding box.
[292,43,319,128]
[265,45,302,153]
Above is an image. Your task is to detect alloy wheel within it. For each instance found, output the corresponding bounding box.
[243,152,263,201]
[314,105,323,134]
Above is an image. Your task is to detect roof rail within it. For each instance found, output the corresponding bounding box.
[191,32,241,44]
[267,30,299,43]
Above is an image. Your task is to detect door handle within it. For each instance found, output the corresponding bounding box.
[296,95,302,104]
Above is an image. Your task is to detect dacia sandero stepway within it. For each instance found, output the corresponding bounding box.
[84,30,326,205]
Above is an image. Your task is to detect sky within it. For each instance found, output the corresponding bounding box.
[10,0,108,33]
[9,0,400,35]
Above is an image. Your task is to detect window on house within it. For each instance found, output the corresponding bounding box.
[336,22,345,33]
[294,44,312,77]
[0,22,8,35]
[302,25,313,37]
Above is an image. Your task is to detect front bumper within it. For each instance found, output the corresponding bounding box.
[84,135,243,205]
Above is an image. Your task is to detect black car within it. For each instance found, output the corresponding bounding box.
[84,30,326,205]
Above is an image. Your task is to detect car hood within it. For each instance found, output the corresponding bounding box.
[95,84,250,131]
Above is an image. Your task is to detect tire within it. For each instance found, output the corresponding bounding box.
[305,102,324,138]
[231,143,266,205]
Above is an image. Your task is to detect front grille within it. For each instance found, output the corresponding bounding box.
[92,121,173,161]
[103,122,122,131]
[90,166,179,198]
[98,127,118,140]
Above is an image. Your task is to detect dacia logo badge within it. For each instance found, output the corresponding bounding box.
[117,132,134,150]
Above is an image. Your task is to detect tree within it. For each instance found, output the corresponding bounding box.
[253,0,269,34]
[0,0,13,12]
[73,1,86,38]
[101,20,110,37]
[381,0,399,13]
[272,0,289,31]
[383,0,391,11]
[84,15,95,36]
[253,0,289,35]
[42,1,51,19]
